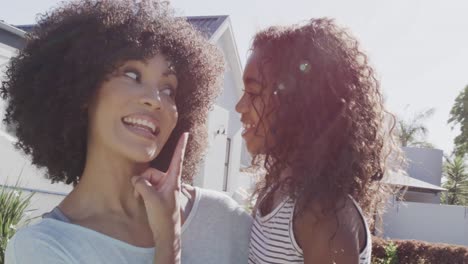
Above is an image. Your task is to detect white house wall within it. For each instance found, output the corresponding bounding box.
[403,190,440,204]
[0,120,71,219]
[403,147,443,186]
[26,191,66,220]
[0,136,72,194]
[1,43,71,219]
[217,28,252,168]
[401,147,444,203]
[195,105,229,190]
[0,42,16,132]
[383,199,468,246]
[207,31,251,193]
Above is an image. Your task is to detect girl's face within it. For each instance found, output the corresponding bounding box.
[87,54,178,163]
[236,50,277,155]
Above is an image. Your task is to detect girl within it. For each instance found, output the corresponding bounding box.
[236,19,392,264]
[2,1,251,263]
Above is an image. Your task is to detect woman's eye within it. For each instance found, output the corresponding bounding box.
[124,70,140,82]
[160,86,175,97]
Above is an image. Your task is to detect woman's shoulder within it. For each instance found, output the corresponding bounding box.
[196,187,247,211]
[181,187,252,264]
[193,187,252,223]
[10,219,63,242]
[6,219,71,263]
[8,218,79,248]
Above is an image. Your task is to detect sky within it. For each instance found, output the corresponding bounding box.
[0,0,466,155]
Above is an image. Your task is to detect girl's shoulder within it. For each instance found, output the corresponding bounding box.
[293,197,367,262]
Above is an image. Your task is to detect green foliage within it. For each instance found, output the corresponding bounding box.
[0,183,34,264]
[448,85,468,157]
[441,155,468,206]
[372,237,468,263]
[373,242,398,264]
[397,107,435,148]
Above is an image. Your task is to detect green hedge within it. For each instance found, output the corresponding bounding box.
[372,236,468,264]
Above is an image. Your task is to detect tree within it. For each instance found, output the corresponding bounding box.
[448,85,468,157]
[441,155,468,206]
[397,107,435,148]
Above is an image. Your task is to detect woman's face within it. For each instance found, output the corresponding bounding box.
[87,54,178,163]
[236,50,277,155]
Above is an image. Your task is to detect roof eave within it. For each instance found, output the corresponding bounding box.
[0,21,26,38]
[208,17,244,97]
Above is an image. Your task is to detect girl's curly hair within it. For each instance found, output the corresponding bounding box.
[1,0,224,185]
[251,18,396,223]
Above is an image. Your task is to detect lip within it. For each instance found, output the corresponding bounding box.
[240,118,257,138]
[121,113,160,140]
[241,127,254,138]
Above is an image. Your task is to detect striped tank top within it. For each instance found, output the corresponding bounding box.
[248,196,372,264]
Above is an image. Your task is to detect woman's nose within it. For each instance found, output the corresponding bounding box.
[140,88,162,110]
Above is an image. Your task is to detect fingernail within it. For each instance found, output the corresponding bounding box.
[143,179,152,186]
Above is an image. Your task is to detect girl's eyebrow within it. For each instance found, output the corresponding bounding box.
[243,76,262,87]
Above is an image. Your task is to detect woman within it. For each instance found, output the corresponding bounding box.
[2,1,251,263]
[236,19,393,263]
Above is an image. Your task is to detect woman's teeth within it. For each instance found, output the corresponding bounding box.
[123,117,156,134]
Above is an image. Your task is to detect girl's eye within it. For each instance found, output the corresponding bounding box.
[244,91,260,98]
[124,70,140,82]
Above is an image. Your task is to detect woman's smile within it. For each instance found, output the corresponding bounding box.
[122,113,161,140]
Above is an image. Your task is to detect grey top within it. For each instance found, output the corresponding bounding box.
[6,187,252,264]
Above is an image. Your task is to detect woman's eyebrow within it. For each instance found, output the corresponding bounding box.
[120,60,144,70]
[162,70,177,77]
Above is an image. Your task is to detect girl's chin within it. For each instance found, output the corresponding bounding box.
[246,146,262,156]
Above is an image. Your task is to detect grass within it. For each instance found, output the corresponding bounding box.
[0,181,34,264]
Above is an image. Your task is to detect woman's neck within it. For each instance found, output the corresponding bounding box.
[60,146,150,222]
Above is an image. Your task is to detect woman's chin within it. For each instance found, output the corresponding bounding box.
[123,147,160,163]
